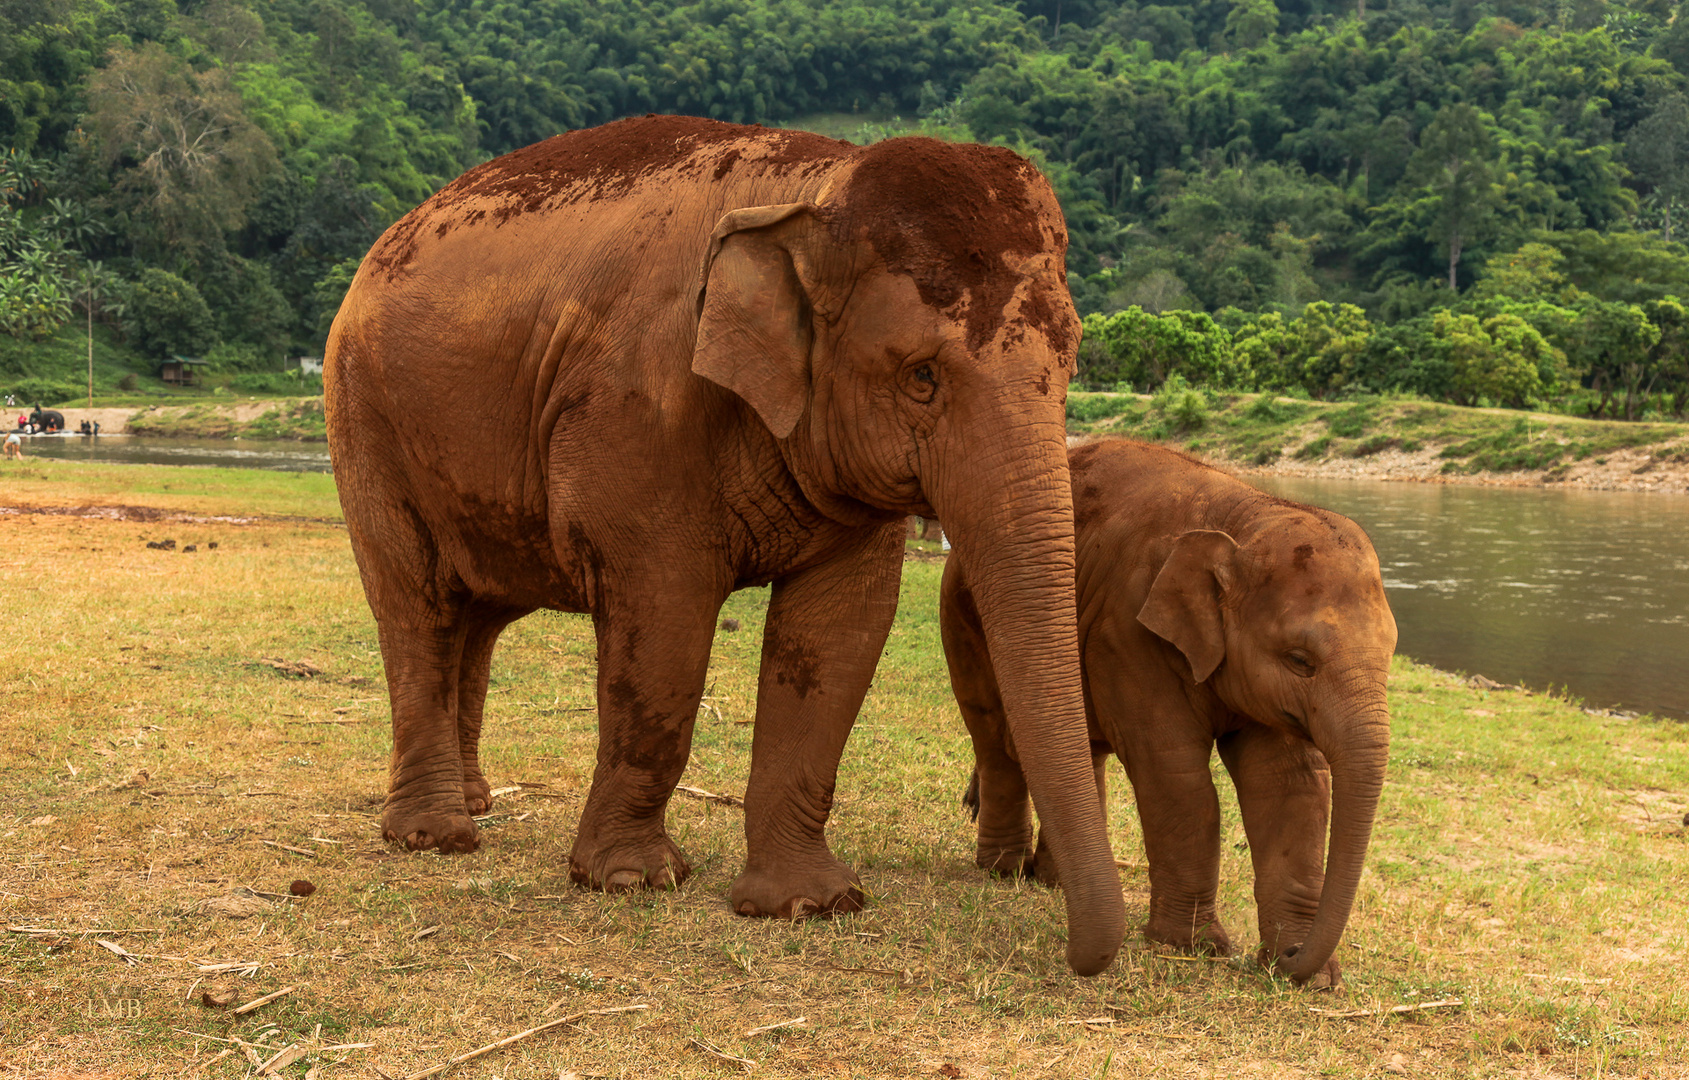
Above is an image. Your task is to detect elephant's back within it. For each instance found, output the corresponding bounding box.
[1068,439,1238,535]
[361,117,855,290]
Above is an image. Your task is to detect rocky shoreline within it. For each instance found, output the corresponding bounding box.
[1224,441,1689,495]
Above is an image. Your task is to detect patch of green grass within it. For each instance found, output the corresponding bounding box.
[0,458,341,518]
[1066,392,1134,424]
[1324,403,1376,439]
[1294,435,1332,459]
[1438,419,1567,473]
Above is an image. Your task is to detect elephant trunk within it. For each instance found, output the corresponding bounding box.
[932,432,1126,977]
[1285,696,1390,984]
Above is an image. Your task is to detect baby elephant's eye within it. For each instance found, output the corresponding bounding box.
[1285,651,1316,678]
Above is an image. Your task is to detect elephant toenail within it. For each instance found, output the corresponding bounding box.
[605,870,642,892]
[789,897,819,920]
[736,900,759,917]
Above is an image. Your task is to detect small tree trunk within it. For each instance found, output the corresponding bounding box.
[1447,231,1461,291]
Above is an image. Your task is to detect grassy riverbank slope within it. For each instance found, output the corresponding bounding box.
[1070,392,1689,494]
[1,463,1685,1077]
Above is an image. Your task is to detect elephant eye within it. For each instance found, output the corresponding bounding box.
[1284,651,1316,678]
[903,360,939,403]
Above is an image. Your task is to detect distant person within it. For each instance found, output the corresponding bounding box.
[92,421,100,436]
[4,432,22,460]
[14,414,24,430]
[4,394,13,407]
[79,419,91,435]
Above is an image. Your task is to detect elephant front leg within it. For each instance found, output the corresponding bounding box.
[733,524,903,920]
[568,587,721,893]
[1120,734,1232,956]
[1219,725,1340,987]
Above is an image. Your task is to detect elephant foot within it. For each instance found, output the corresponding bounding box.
[731,858,864,920]
[975,844,1038,878]
[383,799,480,854]
[568,831,691,893]
[462,769,494,815]
[1261,944,1342,990]
[1145,914,1233,957]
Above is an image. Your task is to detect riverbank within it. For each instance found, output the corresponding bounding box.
[1068,391,1689,495]
[33,391,1689,494]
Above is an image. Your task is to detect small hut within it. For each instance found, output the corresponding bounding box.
[160,355,210,386]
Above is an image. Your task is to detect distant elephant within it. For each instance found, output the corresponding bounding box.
[943,439,1396,986]
[325,116,1124,974]
[30,408,63,432]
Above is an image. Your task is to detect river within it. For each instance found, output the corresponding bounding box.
[16,433,332,472]
[1253,476,1689,721]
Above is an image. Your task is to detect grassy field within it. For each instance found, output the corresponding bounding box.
[1067,391,1689,477]
[2,460,1687,1078]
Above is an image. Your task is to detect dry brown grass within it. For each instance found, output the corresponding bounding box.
[2,464,1687,1079]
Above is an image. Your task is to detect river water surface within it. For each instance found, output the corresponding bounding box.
[18,433,332,472]
[1253,476,1689,721]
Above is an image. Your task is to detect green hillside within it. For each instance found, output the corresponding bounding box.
[4,0,1689,417]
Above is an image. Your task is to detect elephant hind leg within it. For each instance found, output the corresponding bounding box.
[378,611,480,854]
[455,606,532,815]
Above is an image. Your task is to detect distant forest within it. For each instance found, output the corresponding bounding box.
[4,0,1689,416]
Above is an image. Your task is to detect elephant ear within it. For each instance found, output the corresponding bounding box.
[692,203,820,440]
[1136,529,1239,683]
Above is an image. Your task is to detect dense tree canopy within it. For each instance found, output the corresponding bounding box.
[3,0,1689,416]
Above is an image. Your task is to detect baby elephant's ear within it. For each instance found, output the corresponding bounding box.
[692,203,820,440]
[1137,529,1239,683]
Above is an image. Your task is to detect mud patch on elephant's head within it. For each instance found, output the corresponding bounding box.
[825,138,1071,354]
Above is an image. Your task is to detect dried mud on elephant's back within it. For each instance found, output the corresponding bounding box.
[365,116,854,280]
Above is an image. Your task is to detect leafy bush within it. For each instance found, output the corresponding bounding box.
[127,268,218,359]
[1149,374,1210,431]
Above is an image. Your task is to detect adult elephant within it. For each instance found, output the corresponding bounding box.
[944,439,1396,986]
[325,116,1125,975]
[30,408,63,432]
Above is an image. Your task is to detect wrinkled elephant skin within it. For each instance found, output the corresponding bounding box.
[944,439,1396,986]
[324,117,1125,975]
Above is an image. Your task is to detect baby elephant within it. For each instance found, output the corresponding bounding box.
[942,439,1396,987]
